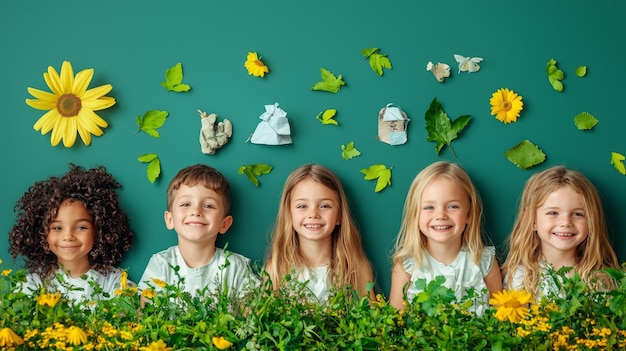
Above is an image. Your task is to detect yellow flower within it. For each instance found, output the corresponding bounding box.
[212,336,233,349]
[490,289,532,323]
[142,289,156,299]
[120,270,128,290]
[151,278,167,288]
[489,88,523,124]
[244,52,269,77]
[140,340,172,351]
[26,60,115,147]
[0,327,24,347]
[35,292,62,307]
[1,269,11,276]
[67,326,88,346]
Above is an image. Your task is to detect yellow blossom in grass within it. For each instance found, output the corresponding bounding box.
[142,289,156,299]
[35,292,62,307]
[489,88,523,124]
[244,52,269,77]
[67,326,88,346]
[212,336,233,349]
[151,278,167,288]
[1,269,11,276]
[0,327,24,347]
[490,289,532,323]
[26,60,115,147]
[140,340,172,351]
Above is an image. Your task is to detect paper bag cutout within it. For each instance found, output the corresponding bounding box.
[377,104,410,145]
[250,102,292,145]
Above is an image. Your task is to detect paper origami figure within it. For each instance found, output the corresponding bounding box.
[377,104,410,145]
[198,109,232,155]
[249,103,292,145]
[426,62,451,83]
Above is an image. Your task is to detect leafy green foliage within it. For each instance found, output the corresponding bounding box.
[161,62,191,92]
[575,65,587,77]
[573,112,598,130]
[316,109,338,125]
[137,153,161,183]
[424,97,471,159]
[311,68,345,93]
[505,140,546,169]
[361,47,392,76]
[546,58,565,92]
[341,141,361,160]
[135,110,168,138]
[413,276,457,317]
[611,152,626,175]
[360,164,392,192]
[238,164,272,187]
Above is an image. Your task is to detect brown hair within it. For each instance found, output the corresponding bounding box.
[166,164,231,214]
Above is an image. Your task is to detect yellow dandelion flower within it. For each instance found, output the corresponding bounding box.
[1,269,11,276]
[67,326,88,346]
[139,339,172,351]
[26,60,115,147]
[489,88,523,124]
[120,270,128,290]
[490,289,532,323]
[244,52,269,77]
[151,278,167,288]
[0,327,24,347]
[35,292,62,308]
[142,289,156,299]
[212,336,233,349]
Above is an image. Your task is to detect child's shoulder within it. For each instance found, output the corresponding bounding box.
[215,247,252,266]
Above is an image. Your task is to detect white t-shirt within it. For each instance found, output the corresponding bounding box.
[296,264,331,302]
[402,246,495,314]
[138,246,258,297]
[21,268,126,301]
[504,263,562,301]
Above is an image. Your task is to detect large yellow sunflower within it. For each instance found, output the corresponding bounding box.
[490,88,523,124]
[489,289,532,323]
[244,52,269,77]
[26,61,115,147]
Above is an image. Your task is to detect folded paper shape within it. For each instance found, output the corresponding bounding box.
[198,110,232,155]
[250,103,292,145]
[377,103,410,146]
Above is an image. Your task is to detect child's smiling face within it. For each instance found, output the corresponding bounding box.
[47,199,95,276]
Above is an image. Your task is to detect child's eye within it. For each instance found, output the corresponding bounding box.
[76,225,90,230]
[295,204,306,209]
[179,202,190,207]
[573,212,585,217]
[320,203,332,209]
[448,204,460,209]
[422,205,434,211]
[546,211,558,216]
[203,203,216,209]
[50,226,62,231]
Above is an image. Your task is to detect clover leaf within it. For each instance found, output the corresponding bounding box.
[135,110,168,138]
[574,112,598,130]
[161,63,191,92]
[316,109,338,125]
[362,48,392,76]
[341,141,361,160]
[611,152,625,175]
[137,153,161,183]
[547,59,565,92]
[360,164,392,192]
[425,97,471,159]
[238,164,273,187]
[505,140,546,169]
[311,68,345,93]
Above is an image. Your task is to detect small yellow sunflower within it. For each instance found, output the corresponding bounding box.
[212,336,233,349]
[244,52,269,77]
[490,289,532,323]
[0,327,24,347]
[490,88,523,124]
[66,326,88,346]
[35,292,62,308]
[139,340,172,351]
[26,61,115,147]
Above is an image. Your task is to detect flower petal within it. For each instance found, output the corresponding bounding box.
[34,109,62,134]
[80,109,109,128]
[44,66,63,95]
[59,61,75,94]
[77,109,106,134]
[81,84,113,101]
[73,68,94,96]
[26,98,57,111]
[27,87,59,103]
[62,117,78,147]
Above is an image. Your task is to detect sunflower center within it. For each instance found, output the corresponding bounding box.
[504,300,521,308]
[501,101,512,112]
[57,94,82,117]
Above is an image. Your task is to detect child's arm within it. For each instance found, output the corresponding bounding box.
[357,258,376,300]
[389,261,411,310]
[484,257,503,296]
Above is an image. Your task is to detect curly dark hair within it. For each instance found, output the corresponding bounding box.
[8,164,134,280]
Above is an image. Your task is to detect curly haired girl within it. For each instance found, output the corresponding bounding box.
[8,164,135,300]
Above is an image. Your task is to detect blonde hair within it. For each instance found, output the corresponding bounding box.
[502,166,619,298]
[265,164,372,294]
[392,161,485,267]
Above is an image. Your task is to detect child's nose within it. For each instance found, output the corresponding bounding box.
[307,208,320,218]
[61,229,76,240]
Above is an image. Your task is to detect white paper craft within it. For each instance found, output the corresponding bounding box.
[249,102,292,145]
[377,103,410,145]
[198,110,232,155]
[426,61,451,83]
[454,54,483,73]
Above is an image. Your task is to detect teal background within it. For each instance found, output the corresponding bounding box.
[1,1,624,295]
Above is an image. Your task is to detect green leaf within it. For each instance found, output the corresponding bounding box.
[362,47,392,76]
[575,65,587,77]
[546,59,565,92]
[137,153,161,183]
[135,110,168,138]
[573,112,598,130]
[360,164,392,192]
[341,141,361,160]
[424,97,471,158]
[311,68,345,93]
[316,109,338,125]
[505,140,546,169]
[611,152,626,175]
[238,164,273,187]
[161,63,191,92]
